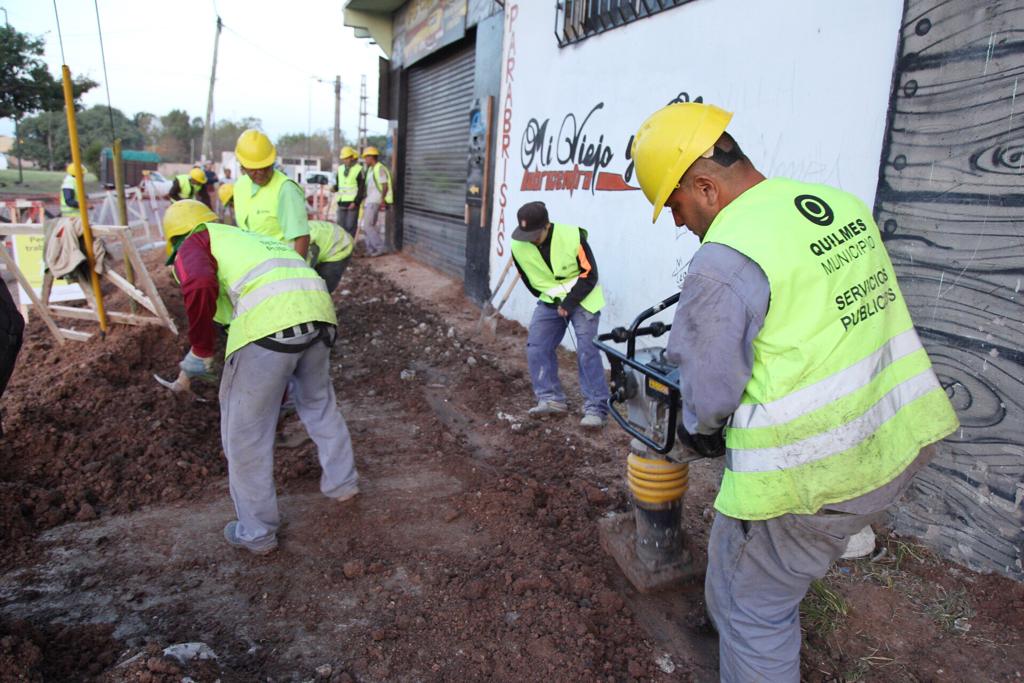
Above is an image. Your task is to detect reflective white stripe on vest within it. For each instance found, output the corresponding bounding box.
[726,367,941,473]
[324,225,350,260]
[233,277,328,319]
[732,329,924,430]
[544,277,578,299]
[226,258,307,306]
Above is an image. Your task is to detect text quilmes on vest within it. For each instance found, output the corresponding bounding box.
[809,218,879,277]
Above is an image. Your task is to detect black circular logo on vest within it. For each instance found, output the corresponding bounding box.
[794,194,834,226]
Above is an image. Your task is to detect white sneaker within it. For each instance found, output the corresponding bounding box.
[528,400,569,417]
[580,412,606,429]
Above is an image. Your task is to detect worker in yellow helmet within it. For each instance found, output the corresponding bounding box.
[169,167,210,205]
[217,183,235,225]
[332,146,365,237]
[359,146,392,256]
[60,163,85,216]
[630,103,959,682]
[162,200,358,555]
[232,129,310,258]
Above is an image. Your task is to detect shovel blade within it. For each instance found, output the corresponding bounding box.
[153,371,190,393]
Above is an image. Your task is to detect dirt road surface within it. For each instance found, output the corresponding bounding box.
[1,249,1021,682]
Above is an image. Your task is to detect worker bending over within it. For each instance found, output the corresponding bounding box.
[510,201,609,429]
[333,146,365,238]
[163,200,358,555]
[233,129,310,259]
[631,102,959,682]
[307,220,354,293]
[169,167,209,204]
[358,146,392,256]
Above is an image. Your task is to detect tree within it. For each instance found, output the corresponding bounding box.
[0,24,96,180]
[157,109,203,162]
[276,131,332,162]
[18,105,145,171]
[133,111,161,149]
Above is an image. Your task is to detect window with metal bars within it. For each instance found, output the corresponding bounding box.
[556,0,692,47]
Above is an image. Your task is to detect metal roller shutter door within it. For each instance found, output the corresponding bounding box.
[404,44,475,279]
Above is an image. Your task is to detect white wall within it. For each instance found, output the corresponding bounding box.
[490,0,903,340]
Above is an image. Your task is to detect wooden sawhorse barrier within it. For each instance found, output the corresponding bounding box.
[0,222,177,343]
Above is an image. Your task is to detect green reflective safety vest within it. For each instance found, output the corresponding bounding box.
[307,220,354,265]
[510,223,605,313]
[60,174,79,216]
[175,174,195,199]
[234,170,301,241]
[702,178,958,520]
[369,163,393,204]
[336,164,362,204]
[192,223,336,357]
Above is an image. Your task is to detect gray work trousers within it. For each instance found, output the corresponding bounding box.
[360,202,387,255]
[336,204,358,237]
[219,331,358,549]
[706,508,883,682]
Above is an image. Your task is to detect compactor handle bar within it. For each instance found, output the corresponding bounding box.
[593,292,681,454]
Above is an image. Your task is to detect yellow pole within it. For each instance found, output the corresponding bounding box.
[112,139,136,313]
[61,65,108,334]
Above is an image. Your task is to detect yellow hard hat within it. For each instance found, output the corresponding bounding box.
[631,103,733,223]
[163,199,217,258]
[339,146,358,160]
[235,129,276,169]
[66,163,86,177]
[189,167,207,185]
[362,146,380,157]
[217,182,234,205]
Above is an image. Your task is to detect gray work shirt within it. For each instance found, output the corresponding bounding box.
[665,243,933,515]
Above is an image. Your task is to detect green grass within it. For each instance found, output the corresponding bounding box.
[801,578,849,638]
[0,168,101,197]
[924,585,974,634]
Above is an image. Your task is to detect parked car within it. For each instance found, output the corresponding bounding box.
[138,170,173,197]
[304,171,334,186]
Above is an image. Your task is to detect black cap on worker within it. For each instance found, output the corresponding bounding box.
[513,201,550,241]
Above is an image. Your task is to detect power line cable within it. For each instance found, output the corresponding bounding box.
[219,22,331,83]
[51,0,66,63]
[93,0,116,139]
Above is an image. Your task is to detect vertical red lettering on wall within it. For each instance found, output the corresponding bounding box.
[496,4,518,258]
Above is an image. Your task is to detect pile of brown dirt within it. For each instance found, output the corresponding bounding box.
[0,253,223,566]
[0,618,119,681]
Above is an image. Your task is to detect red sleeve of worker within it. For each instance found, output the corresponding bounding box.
[174,230,219,358]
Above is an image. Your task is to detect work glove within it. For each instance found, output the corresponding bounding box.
[179,349,214,379]
[677,426,726,459]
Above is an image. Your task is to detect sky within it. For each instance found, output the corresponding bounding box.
[0,0,389,144]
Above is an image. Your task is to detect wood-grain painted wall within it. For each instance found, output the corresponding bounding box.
[875,1,1023,579]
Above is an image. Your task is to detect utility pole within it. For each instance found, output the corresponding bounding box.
[358,74,368,151]
[201,16,222,162]
[333,75,341,162]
